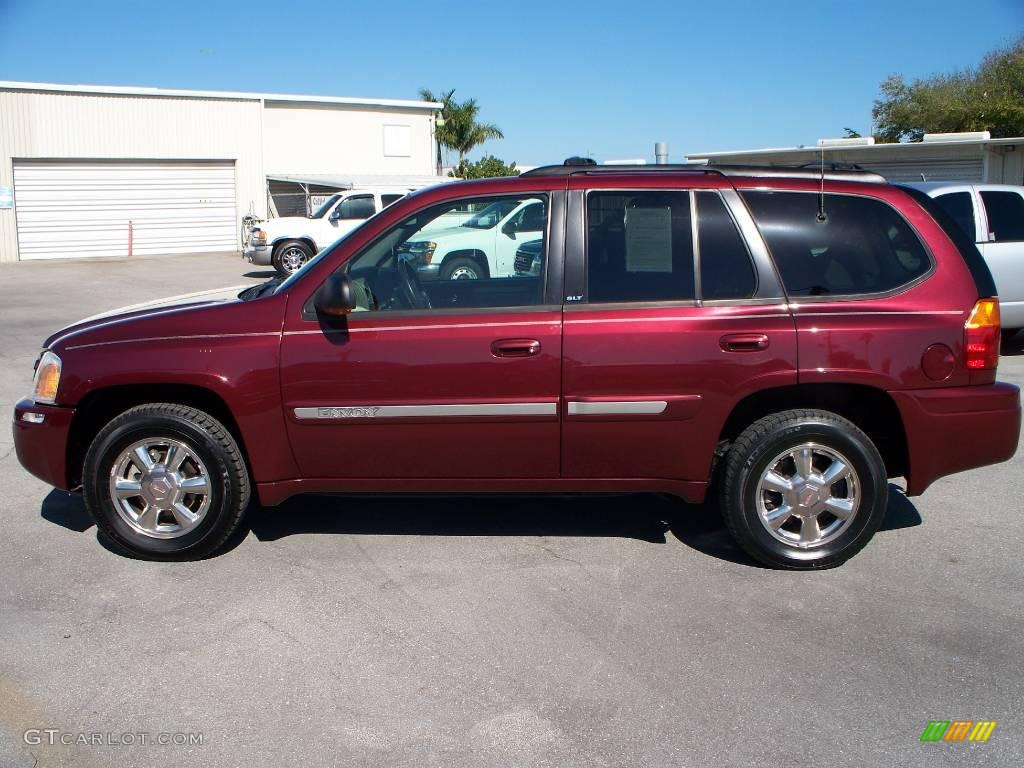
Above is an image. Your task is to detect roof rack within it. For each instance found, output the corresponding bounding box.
[520,162,887,183]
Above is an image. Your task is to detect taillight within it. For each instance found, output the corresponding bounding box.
[964,298,1001,370]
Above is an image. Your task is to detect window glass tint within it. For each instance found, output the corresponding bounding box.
[586,191,694,303]
[933,192,976,241]
[980,191,1024,242]
[338,194,547,312]
[381,194,404,208]
[742,191,930,297]
[697,192,756,300]
[335,195,376,220]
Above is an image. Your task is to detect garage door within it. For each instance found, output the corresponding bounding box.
[13,160,237,260]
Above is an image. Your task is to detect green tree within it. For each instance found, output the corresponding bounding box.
[420,88,504,165]
[449,155,519,179]
[872,35,1024,142]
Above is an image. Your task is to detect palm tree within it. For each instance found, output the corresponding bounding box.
[420,88,504,167]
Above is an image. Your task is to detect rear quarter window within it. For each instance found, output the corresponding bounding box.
[980,190,1024,242]
[741,191,931,298]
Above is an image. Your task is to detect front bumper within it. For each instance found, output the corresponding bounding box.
[892,382,1021,496]
[12,397,75,490]
[243,244,273,266]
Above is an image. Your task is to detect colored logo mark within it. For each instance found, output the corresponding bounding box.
[920,720,997,742]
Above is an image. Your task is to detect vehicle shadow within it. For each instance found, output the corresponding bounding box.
[1002,330,1023,356]
[243,270,277,279]
[40,484,922,567]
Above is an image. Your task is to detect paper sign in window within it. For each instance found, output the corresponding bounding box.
[625,207,673,272]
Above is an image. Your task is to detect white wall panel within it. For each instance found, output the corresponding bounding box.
[262,102,435,176]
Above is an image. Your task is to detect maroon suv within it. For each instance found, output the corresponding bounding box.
[13,164,1021,568]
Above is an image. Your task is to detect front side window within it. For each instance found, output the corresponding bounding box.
[337,194,548,312]
[381,194,404,208]
[334,195,376,220]
[980,190,1024,242]
[586,191,695,303]
[742,191,931,297]
[933,192,977,241]
[310,194,341,219]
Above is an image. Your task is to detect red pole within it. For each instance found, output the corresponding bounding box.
[128,220,133,257]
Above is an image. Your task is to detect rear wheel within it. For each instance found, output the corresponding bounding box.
[272,240,314,276]
[82,404,250,560]
[1002,328,1020,344]
[720,409,888,569]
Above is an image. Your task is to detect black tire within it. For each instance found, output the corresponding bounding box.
[440,255,484,280]
[82,403,250,560]
[720,409,888,570]
[272,239,314,277]
[1002,328,1020,344]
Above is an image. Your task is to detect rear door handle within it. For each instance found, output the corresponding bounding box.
[720,333,769,352]
[491,338,541,358]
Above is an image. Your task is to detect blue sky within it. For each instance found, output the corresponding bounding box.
[1,0,1021,165]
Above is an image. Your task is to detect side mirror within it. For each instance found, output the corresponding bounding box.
[329,207,343,222]
[315,273,357,316]
[501,219,518,236]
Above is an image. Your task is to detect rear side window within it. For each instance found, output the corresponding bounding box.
[381,194,404,208]
[741,191,931,297]
[697,192,756,300]
[586,191,695,303]
[980,191,1024,242]
[933,192,976,241]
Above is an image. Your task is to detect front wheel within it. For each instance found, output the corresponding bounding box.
[720,409,888,569]
[272,239,314,276]
[440,256,483,280]
[82,404,251,560]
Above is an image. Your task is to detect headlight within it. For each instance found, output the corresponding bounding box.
[399,241,437,265]
[32,350,62,404]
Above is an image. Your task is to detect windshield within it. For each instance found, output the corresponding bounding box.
[309,194,341,219]
[462,200,519,229]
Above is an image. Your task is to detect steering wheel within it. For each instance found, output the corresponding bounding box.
[396,259,432,310]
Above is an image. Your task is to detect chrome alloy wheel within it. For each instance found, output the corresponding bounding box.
[108,438,212,539]
[280,245,309,273]
[755,443,860,549]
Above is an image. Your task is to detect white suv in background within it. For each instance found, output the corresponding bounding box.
[908,182,1024,338]
[246,188,409,276]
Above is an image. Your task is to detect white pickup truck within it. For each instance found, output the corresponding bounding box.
[908,182,1024,338]
[400,197,547,281]
[245,188,410,275]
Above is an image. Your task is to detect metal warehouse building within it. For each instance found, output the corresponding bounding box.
[686,132,1024,184]
[0,81,442,263]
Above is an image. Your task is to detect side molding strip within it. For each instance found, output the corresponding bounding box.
[294,403,558,419]
[568,401,668,415]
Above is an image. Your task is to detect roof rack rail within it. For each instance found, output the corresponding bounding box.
[520,162,887,183]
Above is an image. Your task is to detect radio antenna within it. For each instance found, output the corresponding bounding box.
[817,148,827,222]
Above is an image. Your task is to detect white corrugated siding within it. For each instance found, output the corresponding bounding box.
[856,157,985,183]
[13,160,237,259]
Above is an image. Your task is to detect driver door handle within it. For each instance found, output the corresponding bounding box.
[720,333,770,352]
[491,338,541,358]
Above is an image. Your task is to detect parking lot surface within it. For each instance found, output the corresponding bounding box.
[1,253,1022,767]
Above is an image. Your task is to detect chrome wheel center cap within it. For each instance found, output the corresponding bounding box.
[798,482,822,508]
[143,466,178,505]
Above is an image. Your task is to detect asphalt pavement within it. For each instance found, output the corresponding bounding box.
[0,252,1021,767]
